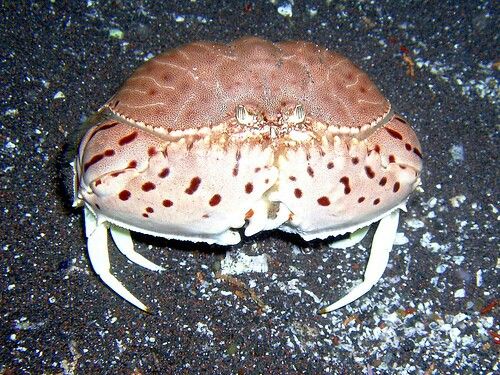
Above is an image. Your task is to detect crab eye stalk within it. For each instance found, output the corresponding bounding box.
[287,104,305,125]
[235,105,256,126]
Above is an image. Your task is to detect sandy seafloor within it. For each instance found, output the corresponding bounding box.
[1,1,498,374]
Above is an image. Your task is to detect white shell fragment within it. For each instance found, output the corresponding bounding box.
[220,251,269,275]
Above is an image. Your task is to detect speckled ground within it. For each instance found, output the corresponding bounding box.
[1,1,498,374]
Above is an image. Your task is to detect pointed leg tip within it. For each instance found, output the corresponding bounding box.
[318,302,342,315]
[317,307,330,315]
[133,299,151,313]
[150,263,166,272]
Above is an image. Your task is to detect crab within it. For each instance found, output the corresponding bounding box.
[73,37,422,313]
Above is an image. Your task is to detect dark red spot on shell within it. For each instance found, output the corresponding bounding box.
[294,188,302,198]
[413,147,423,158]
[143,213,149,218]
[163,199,173,207]
[245,182,253,194]
[209,194,221,206]
[317,196,330,206]
[94,178,102,186]
[379,177,387,186]
[245,209,254,219]
[119,190,131,201]
[386,128,403,140]
[360,86,367,93]
[128,160,137,168]
[185,177,201,194]
[405,143,412,151]
[358,197,365,203]
[145,207,154,213]
[327,162,334,169]
[339,176,351,194]
[85,148,117,170]
[307,166,314,177]
[289,176,297,181]
[365,166,375,179]
[232,164,239,176]
[111,171,125,177]
[158,168,170,178]
[255,167,261,173]
[148,147,157,156]
[86,122,118,144]
[265,179,269,184]
[374,145,381,153]
[351,157,359,165]
[148,89,157,96]
[101,122,118,132]
[373,198,380,205]
[389,155,396,163]
[393,182,400,192]
[142,182,156,192]
[118,131,138,146]
[84,154,104,171]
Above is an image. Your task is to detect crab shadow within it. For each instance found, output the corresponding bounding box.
[54,111,108,214]
[130,225,353,257]
[53,141,77,213]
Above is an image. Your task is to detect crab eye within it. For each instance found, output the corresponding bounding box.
[235,105,256,126]
[288,104,305,125]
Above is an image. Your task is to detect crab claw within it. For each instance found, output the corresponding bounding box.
[319,209,400,314]
[84,206,161,312]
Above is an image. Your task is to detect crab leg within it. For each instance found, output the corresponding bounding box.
[329,226,370,249]
[110,225,165,272]
[319,209,400,314]
[85,207,149,312]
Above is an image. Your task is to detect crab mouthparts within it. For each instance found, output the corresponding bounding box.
[235,104,307,133]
